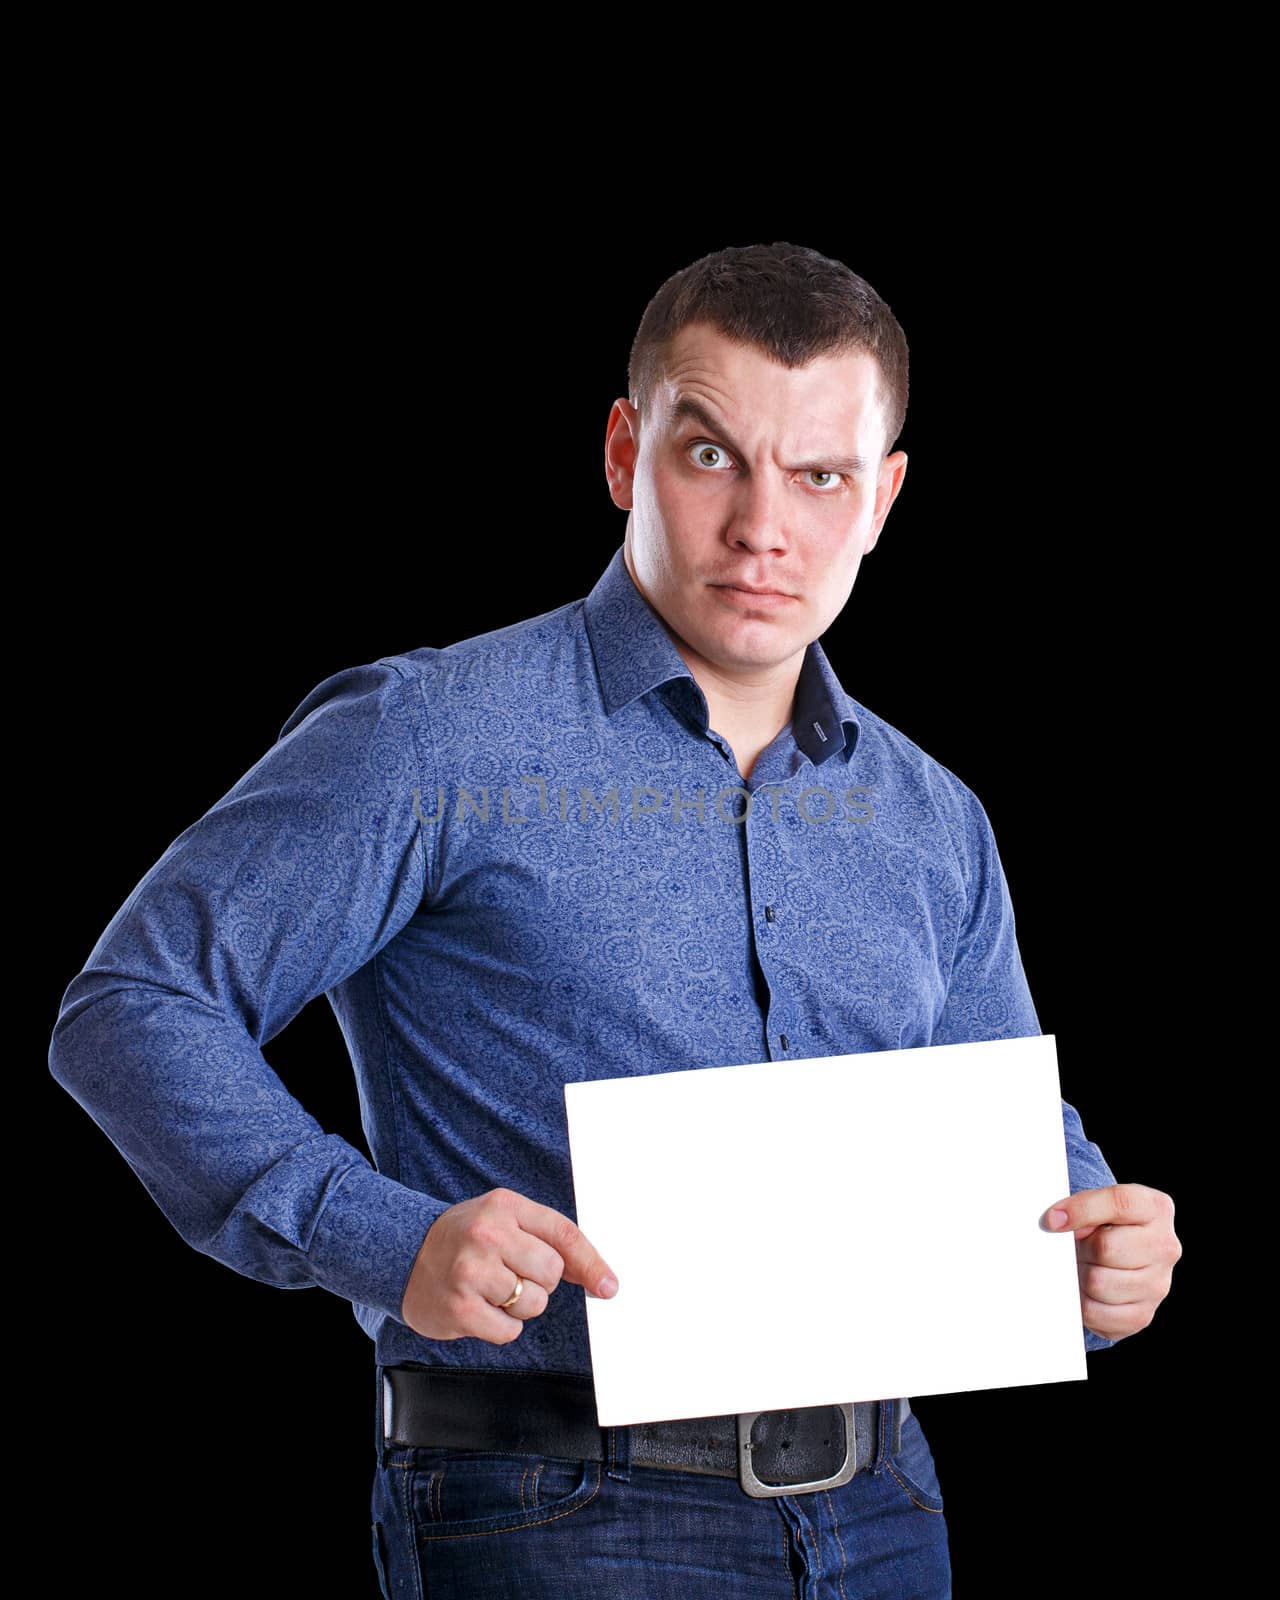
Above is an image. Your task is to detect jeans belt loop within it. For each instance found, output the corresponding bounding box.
[604,1422,632,1483]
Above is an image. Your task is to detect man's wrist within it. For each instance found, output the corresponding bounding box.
[307,1163,448,1324]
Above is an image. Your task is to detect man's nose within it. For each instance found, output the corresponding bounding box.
[724,471,790,554]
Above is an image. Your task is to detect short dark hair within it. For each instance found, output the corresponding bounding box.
[627,241,909,459]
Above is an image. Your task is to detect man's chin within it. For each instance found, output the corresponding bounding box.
[701,628,810,677]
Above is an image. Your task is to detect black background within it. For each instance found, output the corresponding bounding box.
[40,164,1215,1594]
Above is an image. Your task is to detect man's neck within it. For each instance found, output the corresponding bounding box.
[622,542,802,781]
[672,640,801,784]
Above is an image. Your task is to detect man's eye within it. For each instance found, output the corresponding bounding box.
[688,442,843,491]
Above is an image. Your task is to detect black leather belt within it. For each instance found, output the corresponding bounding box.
[379,1364,908,1499]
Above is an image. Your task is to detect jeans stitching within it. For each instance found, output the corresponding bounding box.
[606,1424,632,1482]
[823,1487,850,1600]
[419,1459,603,1542]
[371,1520,389,1600]
[397,1460,424,1600]
[793,1498,821,1588]
[884,1460,944,1514]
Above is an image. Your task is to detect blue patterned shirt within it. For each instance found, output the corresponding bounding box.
[48,543,1117,1371]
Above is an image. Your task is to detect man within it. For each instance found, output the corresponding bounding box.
[49,242,1179,1597]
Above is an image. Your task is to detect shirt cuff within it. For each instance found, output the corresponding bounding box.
[1084,1326,1117,1353]
[307,1163,449,1325]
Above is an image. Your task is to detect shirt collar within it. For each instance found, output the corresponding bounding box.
[583,544,860,766]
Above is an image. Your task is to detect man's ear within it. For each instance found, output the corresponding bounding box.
[865,450,908,552]
[605,399,641,511]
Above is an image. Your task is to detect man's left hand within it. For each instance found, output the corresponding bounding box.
[1044,1183,1181,1341]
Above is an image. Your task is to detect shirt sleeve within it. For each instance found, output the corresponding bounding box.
[47,657,449,1326]
[929,777,1119,1354]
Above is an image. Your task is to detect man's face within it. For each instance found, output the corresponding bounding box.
[606,322,908,684]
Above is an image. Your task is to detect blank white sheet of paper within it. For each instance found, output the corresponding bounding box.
[563,1033,1087,1426]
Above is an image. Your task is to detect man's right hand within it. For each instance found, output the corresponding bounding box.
[399,1187,620,1344]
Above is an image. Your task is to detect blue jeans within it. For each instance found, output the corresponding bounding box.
[370,1377,951,1598]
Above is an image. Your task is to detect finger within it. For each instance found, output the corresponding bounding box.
[485,1268,551,1322]
[450,1285,532,1345]
[1045,1183,1168,1234]
[1081,1292,1158,1341]
[444,1248,532,1343]
[505,1234,572,1294]
[1078,1260,1163,1306]
[511,1194,619,1298]
[1077,1225,1159,1270]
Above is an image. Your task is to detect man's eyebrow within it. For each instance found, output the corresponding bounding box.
[667,394,868,474]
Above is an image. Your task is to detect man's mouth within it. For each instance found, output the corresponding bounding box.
[710,582,796,607]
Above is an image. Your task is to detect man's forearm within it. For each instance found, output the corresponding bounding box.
[49,979,446,1322]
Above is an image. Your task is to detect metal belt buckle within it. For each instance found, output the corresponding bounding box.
[736,1404,857,1498]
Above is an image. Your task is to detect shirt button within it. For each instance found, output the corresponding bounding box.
[780,1034,790,1051]
[764,905,776,923]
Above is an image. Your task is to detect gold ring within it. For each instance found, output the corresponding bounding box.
[499,1275,524,1310]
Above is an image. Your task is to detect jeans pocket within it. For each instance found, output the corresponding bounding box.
[406,1447,602,1541]
[883,1413,945,1514]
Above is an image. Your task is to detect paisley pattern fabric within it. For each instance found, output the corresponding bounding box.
[48,543,1116,1371]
